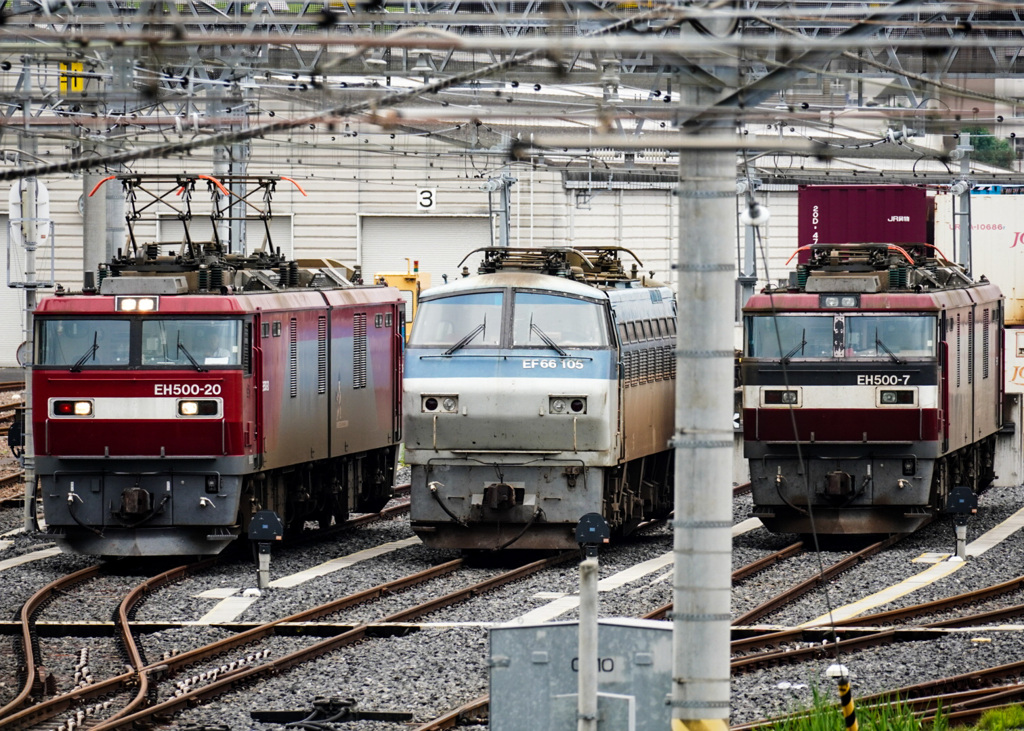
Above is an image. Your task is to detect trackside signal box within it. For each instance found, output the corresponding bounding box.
[489,618,671,731]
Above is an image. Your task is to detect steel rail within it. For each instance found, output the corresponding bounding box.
[732,536,901,626]
[0,564,104,723]
[89,551,576,730]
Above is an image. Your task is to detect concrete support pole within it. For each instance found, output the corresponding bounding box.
[20,123,37,533]
[105,175,125,258]
[671,115,735,730]
[82,167,107,278]
[955,132,972,276]
[577,556,599,731]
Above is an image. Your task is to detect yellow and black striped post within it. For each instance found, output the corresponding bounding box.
[827,664,858,731]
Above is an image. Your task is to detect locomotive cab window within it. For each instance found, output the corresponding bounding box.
[141,319,243,367]
[38,318,132,367]
[844,315,936,358]
[409,291,503,349]
[512,292,609,348]
[746,315,834,359]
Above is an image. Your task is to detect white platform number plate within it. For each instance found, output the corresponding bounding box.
[417,188,436,211]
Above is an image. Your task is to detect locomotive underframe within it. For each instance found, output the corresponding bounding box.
[409,449,673,551]
[747,435,997,535]
[37,444,397,556]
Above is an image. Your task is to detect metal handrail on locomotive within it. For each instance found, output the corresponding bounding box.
[404,246,677,551]
[31,174,403,556]
[742,242,1003,535]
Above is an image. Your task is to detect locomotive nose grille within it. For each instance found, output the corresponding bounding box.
[120,487,153,516]
[821,471,853,498]
[483,483,520,511]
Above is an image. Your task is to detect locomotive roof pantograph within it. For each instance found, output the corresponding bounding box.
[462,246,656,288]
[81,174,357,297]
[772,242,978,296]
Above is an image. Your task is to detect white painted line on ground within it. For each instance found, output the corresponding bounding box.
[193,536,423,624]
[967,505,1024,557]
[801,504,1024,626]
[507,552,674,625]
[801,559,966,626]
[732,518,763,537]
[269,536,421,589]
[0,546,60,571]
[195,596,260,625]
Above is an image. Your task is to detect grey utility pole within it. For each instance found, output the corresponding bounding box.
[951,133,973,276]
[672,97,735,731]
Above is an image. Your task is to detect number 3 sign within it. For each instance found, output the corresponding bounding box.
[417,188,436,210]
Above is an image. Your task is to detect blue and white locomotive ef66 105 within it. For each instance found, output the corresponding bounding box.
[404,246,677,550]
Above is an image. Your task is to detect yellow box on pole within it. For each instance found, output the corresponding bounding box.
[59,61,84,95]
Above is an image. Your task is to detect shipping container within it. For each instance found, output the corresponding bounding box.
[798,185,930,262]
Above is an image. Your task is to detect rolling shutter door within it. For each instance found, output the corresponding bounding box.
[359,215,491,290]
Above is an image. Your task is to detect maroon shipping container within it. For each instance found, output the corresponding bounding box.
[797,186,929,261]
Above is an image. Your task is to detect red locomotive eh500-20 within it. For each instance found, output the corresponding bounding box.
[30,176,403,556]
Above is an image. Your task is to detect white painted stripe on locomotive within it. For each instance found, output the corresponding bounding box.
[801,508,1024,626]
[742,385,938,409]
[50,397,223,420]
[0,545,61,571]
[406,375,614,407]
[506,552,674,625]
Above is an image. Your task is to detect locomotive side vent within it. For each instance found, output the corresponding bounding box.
[353,314,367,389]
[289,318,298,398]
[317,316,328,395]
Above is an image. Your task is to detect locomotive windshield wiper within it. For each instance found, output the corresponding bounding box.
[176,333,208,372]
[530,321,567,357]
[780,330,806,364]
[69,332,99,372]
[875,331,904,365]
[443,319,486,356]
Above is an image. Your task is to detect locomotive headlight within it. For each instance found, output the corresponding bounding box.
[53,400,93,416]
[549,397,586,414]
[116,296,159,312]
[820,294,859,308]
[763,390,799,405]
[422,395,458,413]
[879,390,914,405]
[902,458,917,476]
[177,400,220,416]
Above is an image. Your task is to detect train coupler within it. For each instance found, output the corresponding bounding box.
[119,487,153,517]
[483,483,519,510]
[820,471,854,498]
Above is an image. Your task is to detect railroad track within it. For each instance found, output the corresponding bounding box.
[0,548,577,730]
